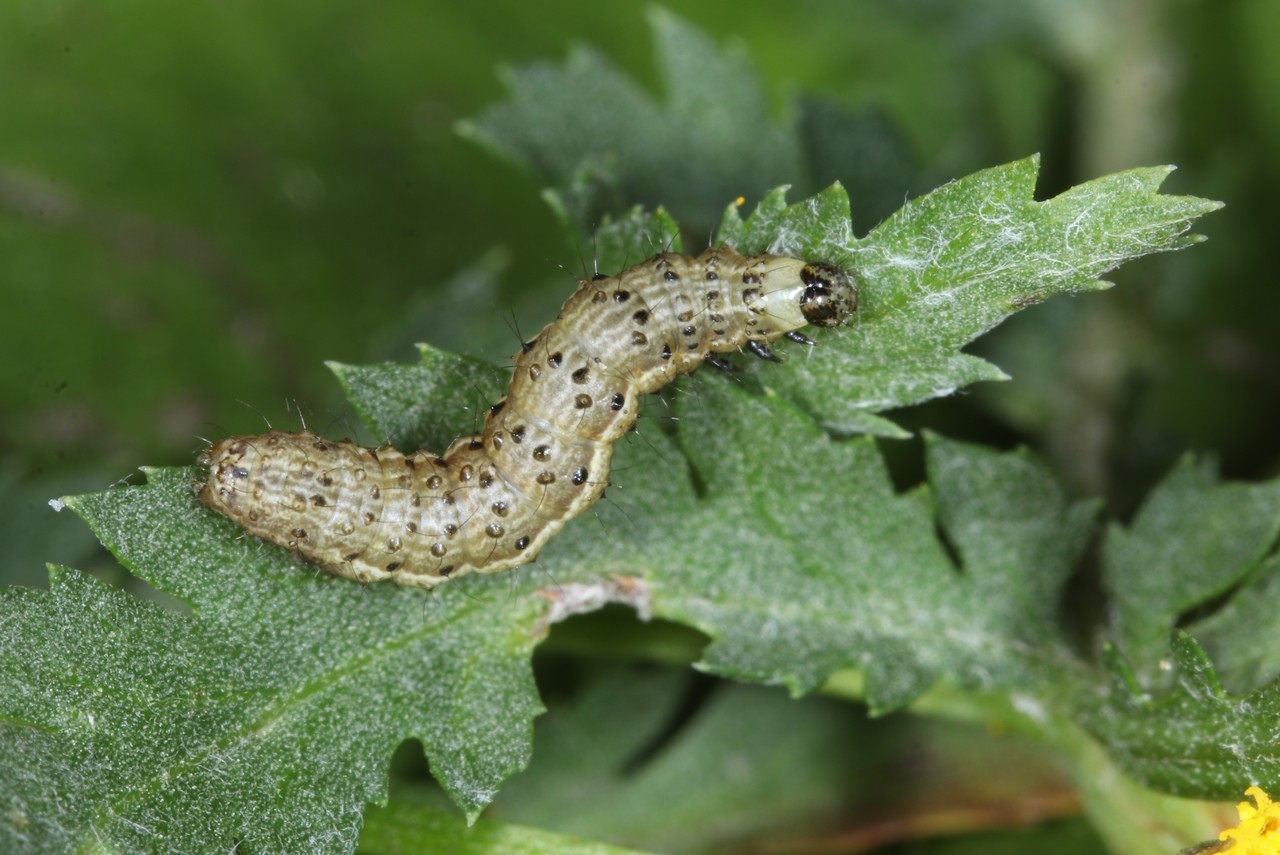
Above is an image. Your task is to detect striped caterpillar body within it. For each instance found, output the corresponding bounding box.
[198,247,857,588]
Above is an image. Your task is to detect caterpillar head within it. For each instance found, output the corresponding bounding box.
[752,260,857,334]
[798,262,857,328]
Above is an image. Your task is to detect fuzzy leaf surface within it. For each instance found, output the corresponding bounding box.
[1079,458,1280,800]
[1102,456,1280,681]
[1083,632,1280,800]
[3,476,543,852]
[634,387,1096,709]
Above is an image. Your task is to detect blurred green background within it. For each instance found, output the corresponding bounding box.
[2,1,1276,578]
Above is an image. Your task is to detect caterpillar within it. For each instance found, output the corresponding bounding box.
[198,246,857,588]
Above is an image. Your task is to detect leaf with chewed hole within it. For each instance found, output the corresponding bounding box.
[592,380,1098,710]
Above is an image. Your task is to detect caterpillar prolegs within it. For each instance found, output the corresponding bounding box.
[198,247,857,588]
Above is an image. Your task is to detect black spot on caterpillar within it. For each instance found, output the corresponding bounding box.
[198,246,857,588]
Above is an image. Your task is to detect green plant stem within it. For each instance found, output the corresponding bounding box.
[822,669,1231,853]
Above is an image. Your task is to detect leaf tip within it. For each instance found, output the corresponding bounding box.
[45,563,75,586]
[1102,642,1147,700]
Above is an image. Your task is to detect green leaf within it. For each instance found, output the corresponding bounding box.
[331,346,505,452]
[717,158,1223,437]
[925,432,1101,645]
[1082,454,1280,799]
[1077,456,1280,802]
[627,388,1096,710]
[5,469,544,851]
[1083,632,1280,800]
[540,200,683,288]
[1103,456,1280,680]
[457,8,802,235]
[2,568,255,853]
[1189,553,1280,693]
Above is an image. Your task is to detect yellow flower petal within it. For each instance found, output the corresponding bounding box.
[1219,787,1280,854]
